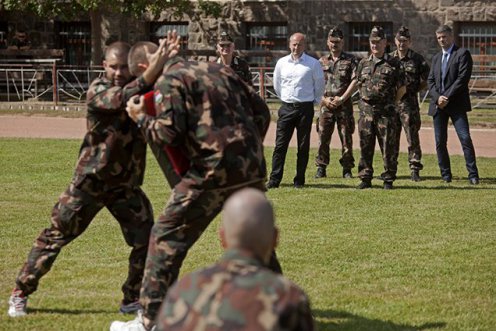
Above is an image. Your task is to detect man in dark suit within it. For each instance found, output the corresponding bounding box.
[427,25,479,185]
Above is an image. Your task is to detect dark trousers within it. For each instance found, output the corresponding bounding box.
[269,102,314,185]
[433,110,479,180]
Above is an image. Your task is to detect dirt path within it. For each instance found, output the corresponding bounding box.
[1,115,495,157]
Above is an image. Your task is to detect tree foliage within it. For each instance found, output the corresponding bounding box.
[2,0,222,19]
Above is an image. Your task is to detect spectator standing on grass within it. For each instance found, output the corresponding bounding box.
[216,31,253,86]
[356,26,405,190]
[110,33,282,331]
[155,188,314,331]
[266,32,325,189]
[7,41,169,318]
[314,26,358,180]
[427,24,480,185]
[390,26,430,182]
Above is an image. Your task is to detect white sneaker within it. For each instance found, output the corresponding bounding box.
[8,289,28,317]
[110,311,155,331]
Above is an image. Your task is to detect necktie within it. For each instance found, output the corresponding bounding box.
[441,52,449,92]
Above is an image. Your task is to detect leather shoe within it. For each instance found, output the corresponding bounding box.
[443,177,452,183]
[357,180,371,189]
[383,182,393,190]
[411,171,421,182]
[266,181,279,189]
[469,178,480,185]
[294,183,304,189]
[315,167,326,178]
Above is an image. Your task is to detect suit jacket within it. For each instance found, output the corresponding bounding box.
[427,44,473,116]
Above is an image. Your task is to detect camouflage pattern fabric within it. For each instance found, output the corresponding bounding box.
[357,109,398,181]
[315,52,357,170]
[316,108,355,171]
[156,249,314,331]
[356,54,404,181]
[137,57,280,321]
[81,76,150,188]
[217,55,253,86]
[356,53,404,109]
[320,52,357,99]
[15,76,154,303]
[391,49,430,171]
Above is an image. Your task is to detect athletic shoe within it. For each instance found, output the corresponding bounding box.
[119,300,142,314]
[8,288,27,317]
[110,311,154,331]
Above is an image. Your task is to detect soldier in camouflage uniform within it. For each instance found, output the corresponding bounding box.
[156,188,314,331]
[7,41,169,318]
[111,53,282,331]
[216,31,253,86]
[356,26,406,190]
[391,26,430,182]
[315,26,358,179]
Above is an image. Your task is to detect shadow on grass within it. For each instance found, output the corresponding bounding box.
[314,309,447,330]
[28,307,115,315]
[288,182,495,190]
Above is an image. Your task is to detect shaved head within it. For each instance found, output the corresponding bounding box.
[128,41,158,76]
[221,188,277,262]
[104,41,131,61]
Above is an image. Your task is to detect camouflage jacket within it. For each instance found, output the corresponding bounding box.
[320,52,357,98]
[217,55,253,86]
[139,57,270,189]
[156,249,315,331]
[357,53,404,107]
[77,76,149,188]
[391,48,430,107]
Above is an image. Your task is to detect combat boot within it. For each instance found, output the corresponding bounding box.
[315,166,326,178]
[411,170,421,182]
[357,180,372,189]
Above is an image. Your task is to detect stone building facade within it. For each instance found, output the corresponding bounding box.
[1,0,495,65]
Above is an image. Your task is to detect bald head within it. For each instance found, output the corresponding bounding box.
[128,41,158,76]
[221,188,277,262]
[289,32,306,59]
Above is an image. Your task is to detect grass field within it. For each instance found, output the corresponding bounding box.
[0,138,495,331]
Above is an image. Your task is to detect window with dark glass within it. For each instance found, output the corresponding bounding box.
[246,22,288,66]
[55,21,91,66]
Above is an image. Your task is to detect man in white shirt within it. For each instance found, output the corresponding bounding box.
[267,32,325,189]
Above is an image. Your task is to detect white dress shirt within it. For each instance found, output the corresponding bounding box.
[273,53,325,104]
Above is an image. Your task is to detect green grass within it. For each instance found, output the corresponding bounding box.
[0,138,495,330]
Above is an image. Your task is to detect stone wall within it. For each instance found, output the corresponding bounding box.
[1,0,496,64]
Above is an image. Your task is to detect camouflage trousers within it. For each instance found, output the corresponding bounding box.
[393,107,423,172]
[315,107,355,172]
[357,109,398,182]
[139,178,282,321]
[15,176,154,303]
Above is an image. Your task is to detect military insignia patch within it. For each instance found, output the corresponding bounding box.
[154,91,163,104]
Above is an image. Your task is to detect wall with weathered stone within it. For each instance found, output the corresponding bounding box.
[1,0,496,64]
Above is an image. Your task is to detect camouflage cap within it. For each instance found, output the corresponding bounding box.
[369,26,386,41]
[217,31,233,45]
[396,26,411,40]
[328,26,344,39]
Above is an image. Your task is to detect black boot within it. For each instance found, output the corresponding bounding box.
[315,166,326,178]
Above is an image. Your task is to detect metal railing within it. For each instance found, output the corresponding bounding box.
[1,58,494,108]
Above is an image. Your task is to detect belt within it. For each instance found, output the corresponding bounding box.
[282,101,313,108]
